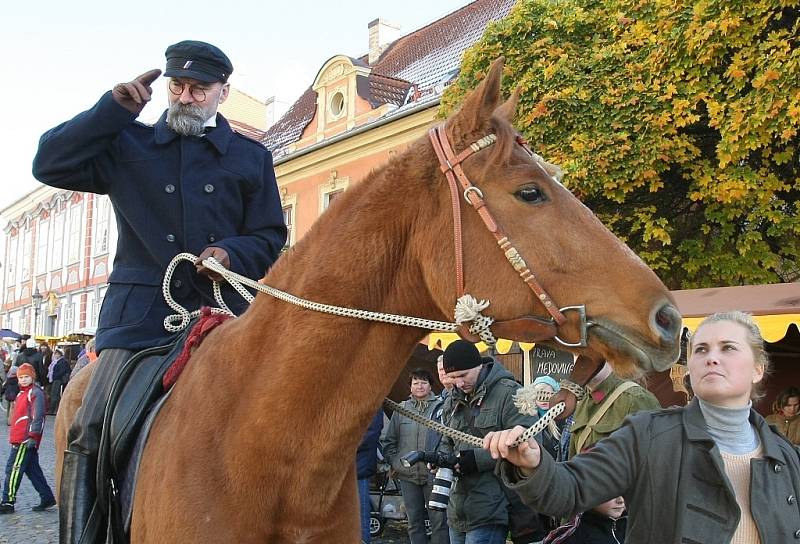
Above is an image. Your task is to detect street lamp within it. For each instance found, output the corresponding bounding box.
[32,287,43,337]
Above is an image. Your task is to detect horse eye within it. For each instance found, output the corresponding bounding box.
[515,186,546,204]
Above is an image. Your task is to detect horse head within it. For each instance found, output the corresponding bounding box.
[414,58,681,376]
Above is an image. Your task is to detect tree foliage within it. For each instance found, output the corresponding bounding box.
[442,0,799,288]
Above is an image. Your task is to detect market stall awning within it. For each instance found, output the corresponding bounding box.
[426,283,800,351]
[427,334,533,354]
[0,328,21,340]
[673,283,800,343]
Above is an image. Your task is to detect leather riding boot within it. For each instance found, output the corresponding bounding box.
[59,450,96,544]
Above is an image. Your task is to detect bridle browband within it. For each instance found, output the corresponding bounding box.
[428,124,590,348]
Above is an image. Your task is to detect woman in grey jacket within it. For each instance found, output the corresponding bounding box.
[484,311,800,544]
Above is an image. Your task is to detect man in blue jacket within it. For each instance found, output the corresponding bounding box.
[32,40,286,543]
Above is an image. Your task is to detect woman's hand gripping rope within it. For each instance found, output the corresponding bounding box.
[483,425,542,477]
[385,393,564,475]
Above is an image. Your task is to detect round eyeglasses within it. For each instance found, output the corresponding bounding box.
[168,80,207,102]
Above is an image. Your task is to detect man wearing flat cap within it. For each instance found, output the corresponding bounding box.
[437,340,539,543]
[33,40,286,543]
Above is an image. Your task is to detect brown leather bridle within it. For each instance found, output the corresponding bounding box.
[428,124,591,348]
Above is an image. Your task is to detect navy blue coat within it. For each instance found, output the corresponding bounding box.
[33,92,286,352]
[357,409,385,480]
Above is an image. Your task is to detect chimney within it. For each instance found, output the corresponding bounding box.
[368,18,401,64]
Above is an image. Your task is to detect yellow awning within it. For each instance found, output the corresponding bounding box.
[426,313,800,352]
[427,333,533,354]
[34,335,64,342]
[683,313,800,343]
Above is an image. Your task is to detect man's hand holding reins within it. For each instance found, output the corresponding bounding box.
[112,69,162,114]
[483,425,541,477]
[195,246,230,282]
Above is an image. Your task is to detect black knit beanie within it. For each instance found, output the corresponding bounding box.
[442,340,491,373]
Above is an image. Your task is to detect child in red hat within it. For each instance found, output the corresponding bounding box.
[0,363,56,513]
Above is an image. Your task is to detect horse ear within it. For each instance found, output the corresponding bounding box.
[495,86,520,123]
[451,57,505,134]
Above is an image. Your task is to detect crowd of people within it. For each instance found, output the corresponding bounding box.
[367,312,800,544]
[0,335,97,515]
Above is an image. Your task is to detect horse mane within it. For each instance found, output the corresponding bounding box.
[264,136,443,317]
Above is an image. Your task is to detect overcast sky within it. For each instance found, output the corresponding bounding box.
[1,0,470,211]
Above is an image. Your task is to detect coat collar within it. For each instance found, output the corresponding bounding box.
[154,111,233,155]
[683,397,787,464]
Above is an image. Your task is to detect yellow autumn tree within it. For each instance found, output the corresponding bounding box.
[443,0,799,288]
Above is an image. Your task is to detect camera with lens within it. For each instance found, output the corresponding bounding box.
[428,466,457,511]
[399,450,460,511]
[400,450,459,469]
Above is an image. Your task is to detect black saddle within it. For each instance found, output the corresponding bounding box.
[93,319,198,543]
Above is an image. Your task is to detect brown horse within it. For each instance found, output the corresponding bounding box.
[57,58,681,542]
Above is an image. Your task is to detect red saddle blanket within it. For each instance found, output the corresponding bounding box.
[162,307,231,389]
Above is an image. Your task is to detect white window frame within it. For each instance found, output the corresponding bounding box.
[94,196,110,256]
[319,173,349,214]
[35,218,50,276]
[52,211,65,270]
[21,229,32,281]
[68,204,82,264]
[281,192,297,249]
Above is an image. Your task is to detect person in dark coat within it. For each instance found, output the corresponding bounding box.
[32,40,286,543]
[543,497,627,544]
[14,339,46,389]
[1,365,19,426]
[357,409,384,543]
[485,311,800,544]
[48,349,70,415]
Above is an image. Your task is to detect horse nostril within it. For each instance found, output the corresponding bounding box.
[653,304,681,342]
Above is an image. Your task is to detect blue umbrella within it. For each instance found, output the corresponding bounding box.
[0,329,21,340]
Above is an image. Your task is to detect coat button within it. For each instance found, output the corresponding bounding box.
[173,279,182,289]
[204,184,215,193]
[789,495,796,505]
[166,234,176,243]
[775,464,784,473]
[794,529,800,539]
[165,184,175,193]
[207,234,216,243]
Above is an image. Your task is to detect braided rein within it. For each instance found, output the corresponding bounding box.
[384,389,566,450]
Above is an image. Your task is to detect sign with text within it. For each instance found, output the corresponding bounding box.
[531,346,575,381]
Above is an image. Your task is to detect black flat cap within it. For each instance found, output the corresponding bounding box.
[164,40,233,83]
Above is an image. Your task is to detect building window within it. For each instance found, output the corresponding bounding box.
[63,302,75,333]
[68,204,82,264]
[52,212,64,270]
[20,308,29,336]
[94,196,110,255]
[282,205,294,250]
[35,219,49,276]
[90,298,102,327]
[319,170,350,214]
[324,190,343,210]
[21,229,32,281]
[7,236,17,287]
[329,90,346,118]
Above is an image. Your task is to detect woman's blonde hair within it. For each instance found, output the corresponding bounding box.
[689,311,771,400]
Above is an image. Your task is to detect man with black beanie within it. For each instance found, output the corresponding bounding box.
[438,340,539,543]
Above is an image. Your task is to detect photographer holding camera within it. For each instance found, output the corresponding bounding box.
[438,340,538,544]
[382,369,450,544]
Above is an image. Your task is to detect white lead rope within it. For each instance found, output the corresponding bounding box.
[162,253,497,341]
[160,252,557,449]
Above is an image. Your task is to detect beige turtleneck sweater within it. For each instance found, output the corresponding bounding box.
[720,445,763,544]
